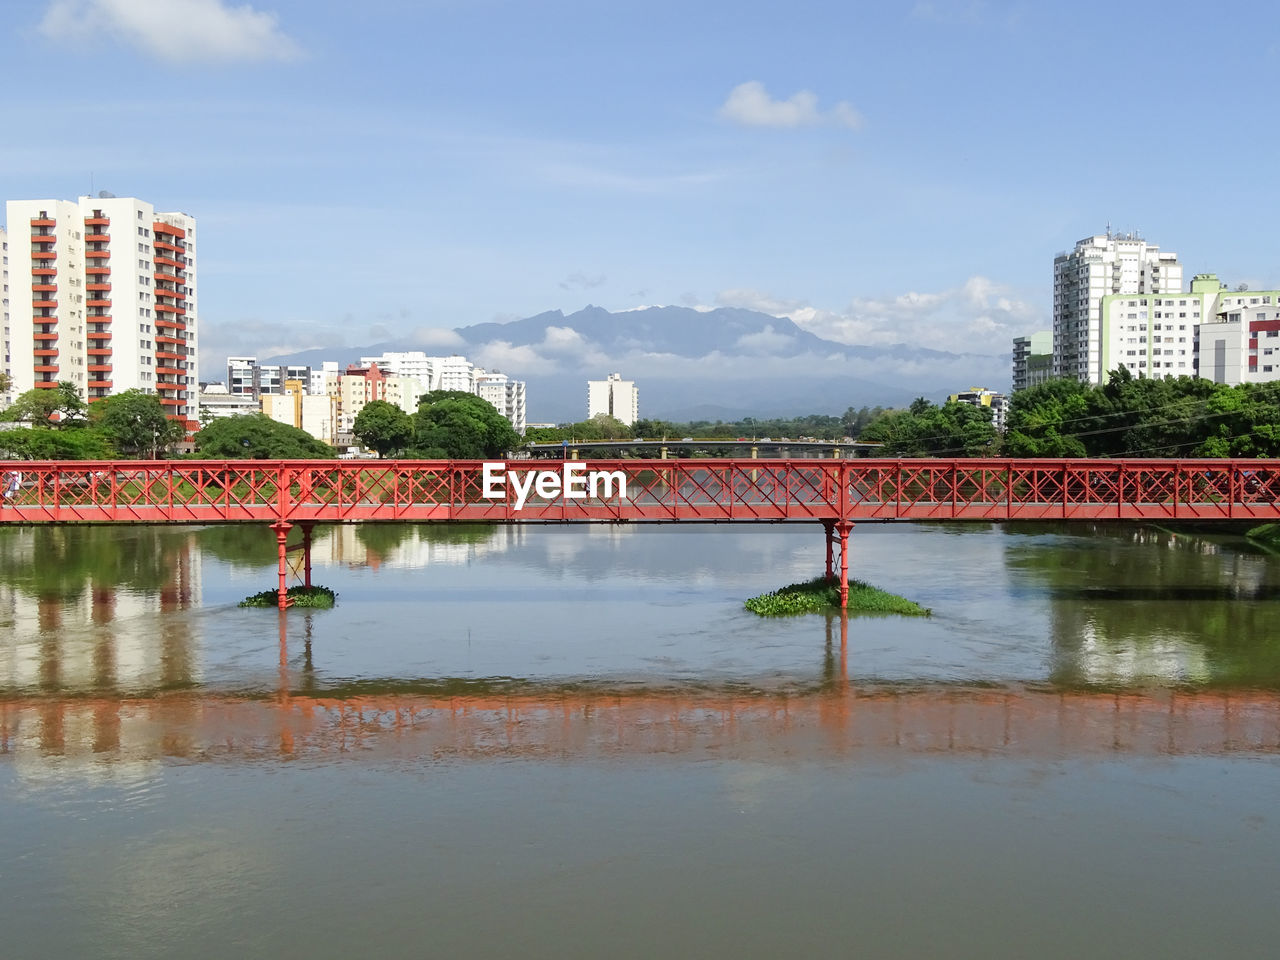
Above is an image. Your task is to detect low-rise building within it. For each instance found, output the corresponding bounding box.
[197,384,260,422]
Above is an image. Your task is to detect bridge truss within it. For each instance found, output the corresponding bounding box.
[3,458,1277,606]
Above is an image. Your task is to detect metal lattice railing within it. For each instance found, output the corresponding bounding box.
[1,459,1278,524]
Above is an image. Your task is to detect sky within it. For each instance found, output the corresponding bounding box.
[4,0,1280,383]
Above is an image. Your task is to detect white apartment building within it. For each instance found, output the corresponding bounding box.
[587,372,639,426]
[1053,232,1181,384]
[2,226,9,408]
[5,195,199,425]
[361,351,475,392]
[1100,273,1215,381]
[475,371,527,435]
[1195,286,1280,385]
[310,361,338,398]
[1099,273,1280,385]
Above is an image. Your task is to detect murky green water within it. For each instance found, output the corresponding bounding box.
[2,521,1279,958]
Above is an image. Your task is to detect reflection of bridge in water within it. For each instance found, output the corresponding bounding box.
[4,616,1279,774]
[5,458,1280,607]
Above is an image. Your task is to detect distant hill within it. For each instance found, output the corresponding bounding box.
[265,304,1008,422]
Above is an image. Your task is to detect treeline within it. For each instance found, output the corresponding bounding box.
[525,407,889,443]
[862,371,1280,458]
[1004,370,1280,458]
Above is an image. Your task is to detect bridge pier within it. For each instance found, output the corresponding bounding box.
[270,521,292,610]
[836,520,854,607]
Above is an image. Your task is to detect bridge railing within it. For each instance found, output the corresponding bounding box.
[0,459,1277,523]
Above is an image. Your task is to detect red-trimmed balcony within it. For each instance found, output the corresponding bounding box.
[86,266,111,276]
[33,365,60,374]
[156,352,185,362]
[84,232,110,243]
[32,299,57,309]
[87,380,113,390]
[32,267,56,277]
[87,282,111,292]
[86,249,111,259]
[159,397,183,407]
[33,332,58,341]
[84,216,109,226]
[153,254,184,270]
[154,238,180,253]
[156,366,186,376]
[88,348,112,357]
[32,283,57,293]
[34,382,60,389]
[87,330,112,341]
[153,222,185,238]
[29,218,55,228]
[154,271,181,284]
[86,299,112,308]
[33,348,59,358]
[29,249,56,259]
[88,363,113,372]
[156,334,184,345]
[155,381,185,391]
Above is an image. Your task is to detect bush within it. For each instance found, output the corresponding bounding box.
[745,576,930,617]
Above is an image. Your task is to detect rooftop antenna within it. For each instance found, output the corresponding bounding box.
[1105,220,1111,239]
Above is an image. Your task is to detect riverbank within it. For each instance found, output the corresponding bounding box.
[745,576,931,617]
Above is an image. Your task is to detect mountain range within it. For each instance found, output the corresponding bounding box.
[265,304,1009,423]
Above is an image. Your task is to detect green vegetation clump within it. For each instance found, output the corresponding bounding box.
[239,584,337,608]
[745,576,930,617]
[1246,523,1280,547]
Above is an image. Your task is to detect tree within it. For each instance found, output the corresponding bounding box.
[860,400,997,457]
[353,400,414,458]
[409,391,519,459]
[2,381,87,428]
[91,389,186,458]
[193,414,335,459]
[0,425,111,460]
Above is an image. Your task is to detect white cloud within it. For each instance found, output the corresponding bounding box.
[39,0,301,63]
[411,327,465,349]
[714,276,1042,355]
[559,272,607,291]
[719,81,863,130]
[734,325,795,355]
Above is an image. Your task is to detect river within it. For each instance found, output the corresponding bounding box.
[2,521,1279,958]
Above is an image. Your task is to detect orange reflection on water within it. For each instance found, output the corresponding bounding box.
[4,685,1280,778]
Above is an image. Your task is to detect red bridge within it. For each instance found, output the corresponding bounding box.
[2,458,1276,606]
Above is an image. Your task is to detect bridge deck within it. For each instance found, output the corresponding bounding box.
[1,458,1277,524]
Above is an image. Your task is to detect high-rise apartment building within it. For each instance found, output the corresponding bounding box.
[5,195,198,424]
[1,225,9,408]
[587,372,639,426]
[1053,232,1181,384]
